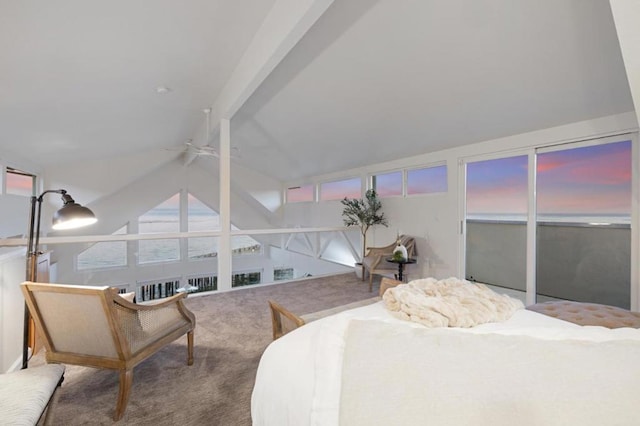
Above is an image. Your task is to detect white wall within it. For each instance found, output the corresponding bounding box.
[283,112,639,282]
[0,249,26,373]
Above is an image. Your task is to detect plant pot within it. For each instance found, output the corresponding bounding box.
[354,262,364,279]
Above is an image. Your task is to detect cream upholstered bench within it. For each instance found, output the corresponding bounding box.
[527,301,640,328]
[0,363,65,425]
[268,277,402,340]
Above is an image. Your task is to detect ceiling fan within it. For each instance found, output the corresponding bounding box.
[183,141,222,157]
[165,140,240,158]
[166,108,240,159]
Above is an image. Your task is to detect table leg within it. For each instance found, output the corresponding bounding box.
[398,263,404,282]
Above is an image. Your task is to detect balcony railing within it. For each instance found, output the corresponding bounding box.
[466,219,630,309]
[0,226,360,299]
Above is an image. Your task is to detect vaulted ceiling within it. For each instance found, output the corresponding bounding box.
[0,0,634,182]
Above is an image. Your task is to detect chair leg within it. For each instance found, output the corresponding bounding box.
[114,369,133,421]
[187,330,194,366]
[369,273,373,292]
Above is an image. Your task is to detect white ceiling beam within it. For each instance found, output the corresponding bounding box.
[609,1,640,124]
[185,0,335,165]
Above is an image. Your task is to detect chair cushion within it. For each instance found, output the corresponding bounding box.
[527,301,640,328]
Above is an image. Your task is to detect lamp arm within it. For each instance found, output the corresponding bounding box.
[36,189,66,203]
[31,189,67,271]
[22,194,40,369]
[23,189,65,369]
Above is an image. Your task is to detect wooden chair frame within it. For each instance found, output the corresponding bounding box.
[21,282,196,421]
[268,277,402,340]
[362,235,416,291]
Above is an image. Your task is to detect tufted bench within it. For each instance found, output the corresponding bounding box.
[0,363,65,425]
[527,301,640,328]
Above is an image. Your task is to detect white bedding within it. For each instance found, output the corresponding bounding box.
[251,301,640,426]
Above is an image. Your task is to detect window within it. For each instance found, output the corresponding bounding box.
[77,226,128,270]
[274,267,294,281]
[407,165,447,195]
[320,177,361,201]
[188,194,218,259]
[465,155,528,293]
[287,185,315,203]
[187,274,218,293]
[372,171,402,197]
[6,167,34,196]
[137,278,180,302]
[232,238,262,256]
[232,271,261,287]
[138,194,180,264]
[535,140,631,308]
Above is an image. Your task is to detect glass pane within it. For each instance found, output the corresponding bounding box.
[138,239,180,264]
[536,140,631,308]
[372,171,402,197]
[188,194,218,259]
[465,156,528,300]
[232,271,261,287]
[138,194,180,264]
[274,267,294,281]
[287,185,314,203]
[137,279,180,301]
[6,169,34,196]
[187,275,218,293]
[77,226,127,270]
[232,235,261,256]
[407,165,447,195]
[320,178,361,201]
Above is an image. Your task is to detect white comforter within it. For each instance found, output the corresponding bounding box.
[251,302,640,426]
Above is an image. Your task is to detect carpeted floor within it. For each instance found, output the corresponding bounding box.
[40,273,382,425]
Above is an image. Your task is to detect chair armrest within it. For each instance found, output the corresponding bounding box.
[365,246,394,257]
[112,291,195,353]
[113,290,187,311]
[268,300,305,340]
[379,277,402,297]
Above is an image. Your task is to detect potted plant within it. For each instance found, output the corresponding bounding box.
[341,189,388,278]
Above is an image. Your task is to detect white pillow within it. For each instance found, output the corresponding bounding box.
[119,292,136,303]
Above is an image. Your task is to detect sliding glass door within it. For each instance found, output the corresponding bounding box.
[463,136,633,308]
[465,155,528,296]
[536,139,632,308]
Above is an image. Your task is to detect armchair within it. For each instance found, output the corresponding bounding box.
[362,235,416,291]
[21,282,196,421]
[268,277,403,340]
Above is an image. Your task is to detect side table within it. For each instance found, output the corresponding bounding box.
[385,257,416,282]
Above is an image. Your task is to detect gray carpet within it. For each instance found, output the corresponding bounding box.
[40,273,382,425]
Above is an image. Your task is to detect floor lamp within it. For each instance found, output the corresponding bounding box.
[22,189,97,369]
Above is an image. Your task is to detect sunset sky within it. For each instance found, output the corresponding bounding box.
[466,140,631,216]
[138,140,631,217]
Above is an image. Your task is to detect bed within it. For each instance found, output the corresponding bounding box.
[251,281,640,426]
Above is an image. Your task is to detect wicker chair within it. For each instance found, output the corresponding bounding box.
[362,235,416,291]
[21,281,196,421]
[268,277,402,340]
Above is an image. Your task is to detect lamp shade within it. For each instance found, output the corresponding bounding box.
[51,200,97,230]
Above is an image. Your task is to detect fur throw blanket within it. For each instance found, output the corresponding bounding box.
[383,277,524,327]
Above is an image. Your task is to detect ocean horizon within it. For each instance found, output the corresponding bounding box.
[467,212,630,224]
[78,211,260,270]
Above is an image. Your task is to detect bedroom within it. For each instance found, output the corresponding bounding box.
[1,0,640,423]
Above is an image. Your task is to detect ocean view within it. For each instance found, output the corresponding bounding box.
[467,213,630,225]
[78,209,260,270]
